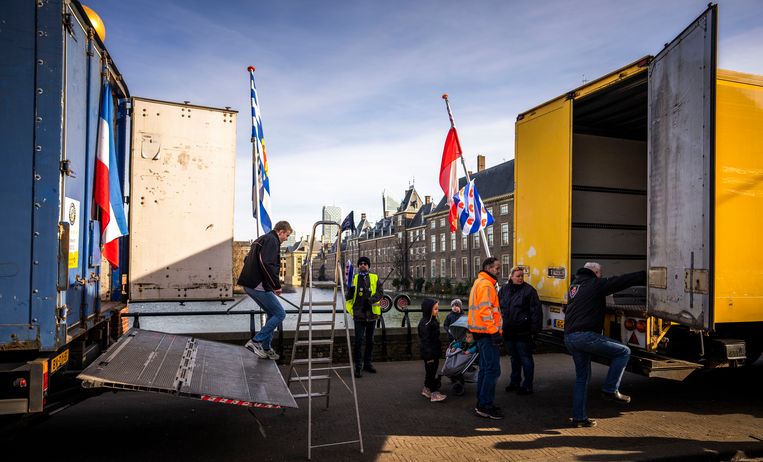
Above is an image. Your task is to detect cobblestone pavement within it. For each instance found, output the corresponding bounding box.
[4,354,762,461]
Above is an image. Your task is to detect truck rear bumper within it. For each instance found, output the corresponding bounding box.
[0,398,28,415]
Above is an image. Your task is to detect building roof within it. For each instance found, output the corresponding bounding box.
[409,202,435,228]
[431,160,514,214]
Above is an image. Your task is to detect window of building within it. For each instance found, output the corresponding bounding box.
[474,256,481,276]
[440,233,446,252]
[462,257,468,279]
[450,258,456,278]
[502,255,511,278]
[439,218,445,228]
[440,259,446,277]
[431,235,436,252]
[487,226,494,246]
[409,231,413,241]
[487,207,493,216]
[430,221,436,229]
[398,232,403,241]
[451,233,456,250]
[431,260,436,278]
[473,234,480,248]
[501,223,509,245]
[462,235,467,249]
[500,203,509,215]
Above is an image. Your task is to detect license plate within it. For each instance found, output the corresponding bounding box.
[553,319,565,329]
[50,349,69,374]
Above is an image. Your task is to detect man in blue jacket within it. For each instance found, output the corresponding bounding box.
[238,221,293,360]
[564,262,646,428]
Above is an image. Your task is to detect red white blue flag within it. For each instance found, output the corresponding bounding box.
[453,179,493,236]
[94,81,128,268]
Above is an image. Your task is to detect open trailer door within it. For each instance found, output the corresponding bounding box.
[647,5,717,330]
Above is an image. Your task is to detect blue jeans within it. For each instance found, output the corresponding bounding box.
[353,319,376,369]
[505,338,534,390]
[245,288,285,350]
[476,335,501,409]
[564,331,631,421]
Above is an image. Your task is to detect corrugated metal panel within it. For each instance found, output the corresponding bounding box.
[647,6,716,330]
[129,98,236,301]
[78,329,297,408]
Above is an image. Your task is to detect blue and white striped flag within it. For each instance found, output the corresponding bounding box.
[249,66,272,233]
[453,179,494,235]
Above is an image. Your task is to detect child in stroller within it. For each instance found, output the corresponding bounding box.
[440,315,479,396]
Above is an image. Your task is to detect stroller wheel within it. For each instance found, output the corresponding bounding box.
[452,382,465,396]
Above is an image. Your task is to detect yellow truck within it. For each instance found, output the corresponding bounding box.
[513,5,763,379]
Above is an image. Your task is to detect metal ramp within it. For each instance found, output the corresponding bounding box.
[287,220,363,459]
[78,328,297,409]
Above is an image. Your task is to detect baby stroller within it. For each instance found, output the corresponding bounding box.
[440,315,479,396]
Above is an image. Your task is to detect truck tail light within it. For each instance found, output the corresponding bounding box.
[624,318,636,331]
[636,319,647,333]
[13,378,28,388]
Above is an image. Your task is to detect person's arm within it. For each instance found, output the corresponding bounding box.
[370,277,384,303]
[598,271,647,296]
[345,285,356,301]
[530,287,543,334]
[258,235,282,291]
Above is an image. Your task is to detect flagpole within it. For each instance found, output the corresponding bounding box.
[249,66,261,238]
[442,94,491,258]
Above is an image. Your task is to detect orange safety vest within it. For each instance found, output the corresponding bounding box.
[467,271,502,335]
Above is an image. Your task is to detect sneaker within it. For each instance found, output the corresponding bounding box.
[475,406,504,420]
[601,390,631,403]
[363,364,377,373]
[430,391,447,402]
[354,369,362,378]
[421,387,432,399]
[245,340,268,359]
[265,349,279,361]
[570,418,597,428]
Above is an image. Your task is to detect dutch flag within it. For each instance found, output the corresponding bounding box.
[453,179,494,236]
[94,81,128,268]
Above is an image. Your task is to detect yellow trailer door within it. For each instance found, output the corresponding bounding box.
[648,6,717,329]
[514,97,572,303]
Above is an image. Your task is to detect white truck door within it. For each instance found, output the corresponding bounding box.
[129,98,237,301]
[647,6,717,330]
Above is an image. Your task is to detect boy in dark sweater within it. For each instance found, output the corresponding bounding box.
[418,298,446,402]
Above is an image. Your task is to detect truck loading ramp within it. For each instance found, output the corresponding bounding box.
[78,329,297,409]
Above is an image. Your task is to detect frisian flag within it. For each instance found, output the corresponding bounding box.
[345,259,354,288]
[453,179,494,235]
[439,127,462,232]
[249,66,273,233]
[94,81,129,268]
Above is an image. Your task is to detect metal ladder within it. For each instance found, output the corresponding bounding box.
[286,220,363,460]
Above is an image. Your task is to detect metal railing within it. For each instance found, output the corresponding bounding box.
[122,307,392,363]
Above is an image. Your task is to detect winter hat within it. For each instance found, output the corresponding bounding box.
[357,256,371,266]
[450,299,463,311]
[421,298,437,318]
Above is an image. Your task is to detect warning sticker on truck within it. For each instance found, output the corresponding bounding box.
[64,197,80,269]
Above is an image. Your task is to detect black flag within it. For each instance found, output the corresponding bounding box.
[341,211,356,233]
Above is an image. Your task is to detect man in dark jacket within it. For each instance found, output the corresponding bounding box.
[563,262,646,428]
[345,256,384,378]
[238,221,293,360]
[499,266,542,395]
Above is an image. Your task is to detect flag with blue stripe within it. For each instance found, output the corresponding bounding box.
[453,179,494,235]
[249,67,272,233]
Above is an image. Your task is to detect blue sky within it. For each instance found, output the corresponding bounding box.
[86,0,763,240]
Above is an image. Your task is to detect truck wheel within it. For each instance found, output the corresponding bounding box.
[745,339,762,367]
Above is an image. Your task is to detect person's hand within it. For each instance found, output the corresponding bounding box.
[491,332,503,346]
[275,289,282,295]
[426,359,435,364]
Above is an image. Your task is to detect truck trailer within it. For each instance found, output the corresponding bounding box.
[513,5,763,379]
[0,0,247,416]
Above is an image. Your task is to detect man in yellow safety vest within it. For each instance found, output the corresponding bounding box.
[346,256,384,378]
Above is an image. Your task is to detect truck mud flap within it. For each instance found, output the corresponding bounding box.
[77,329,297,409]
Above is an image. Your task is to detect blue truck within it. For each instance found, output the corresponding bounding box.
[0,0,131,415]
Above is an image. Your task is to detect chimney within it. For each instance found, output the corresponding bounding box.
[361,213,366,220]
[477,154,486,172]
[425,195,431,204]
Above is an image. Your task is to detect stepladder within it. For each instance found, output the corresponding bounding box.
[286,220,363,459]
